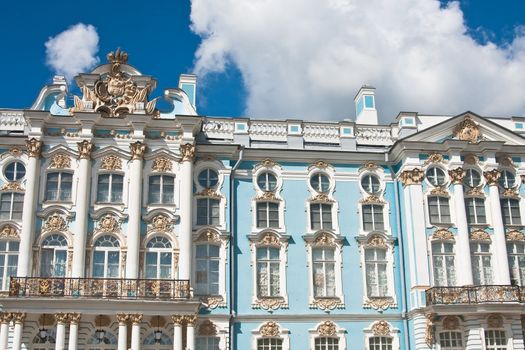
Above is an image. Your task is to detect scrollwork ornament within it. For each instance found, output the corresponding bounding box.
[453,116,481,143]
[506,230,525,241]
[312,232,336,247]
[9,147,22,157]
[171,315,184,326]
[360,195,384,204]
[442,316,459,330]
[151,215,171,233]
[501,188,519,198]
[196,229,221,243]
[42,213,67,233]
[101,155,122,170]
[200,295,226,309]
[364,161,378,169]
[399,168,424,186]
[318,321,337,337]
[0,182,24,192]
[49,153,71,169]
[448,168,466,184]
[470,229,491,242]
[130,142,146,160]
[364,297,396,311]
[430,187,449,196]
[432,228,454,241]
[311,298,343,310]
[254,297,287,310]
[260,321,280,337]
[366,234,388,249]
[257,233,282,247]
[198,320,217,336]
[487,314,503,328]
[425,314,435,347]
[256,192,278,201]
[424,153,444,165]
[180,143,195,162]
[261,158,276,168]
[77,140,93,159]
[483,169,501,186]
[26,138,42,158]
[372,320,391,336]
[196,188,222,198]
[466,186,485,197]
[152,156,172,172]
[312,160,329,169]
[98,214,119,233]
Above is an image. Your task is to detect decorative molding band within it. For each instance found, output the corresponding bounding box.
[310,297,344,311]
[252,297,288,311]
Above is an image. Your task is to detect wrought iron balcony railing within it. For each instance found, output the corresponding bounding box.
[426,285,525,305]
[8,277,191,300]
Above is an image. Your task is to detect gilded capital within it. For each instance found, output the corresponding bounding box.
[129,313,143,324]
[68,313,81,324]
[171,315,185,326]
[180,143,195,162]
[11,312,26,324]
[26,138,43,157]
[448,168,466,184]
[77,140,94,159]
[0,312,12,323]
[483,169,501,186]
[184,315,197,326]
[116,313,129,324]
[55,313,69,324]
[130,141,146,160]
[399,168,424,186]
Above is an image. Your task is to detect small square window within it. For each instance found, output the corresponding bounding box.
[364,95,374,108]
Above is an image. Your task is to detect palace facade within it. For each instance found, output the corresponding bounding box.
[0,49,524,350]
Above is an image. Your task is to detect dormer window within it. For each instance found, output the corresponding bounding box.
[426,167,446,187]
[198,168,219,189]
[498,170,515,189]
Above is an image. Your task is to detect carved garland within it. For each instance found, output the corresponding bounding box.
[42,213,67,233]
[424,153,444,165]
[253,297,288,311]
[470,229,491,242]
[49,153,71,169]
[317,321,337,337]
[364,297,396,311]
[399,168,424,186]
[260,321,280,337]
[432,228,454,241]
[0,182,24,192]
[506,230,525,242]
[152,156,173,172]
[0,224,19,239]
[150,215,172,233]
[101,155,122,170]
[96,214,120,234]
[372,320,391,336]
[453,116,481,143]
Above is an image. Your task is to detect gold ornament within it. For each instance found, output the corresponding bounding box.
[448,168,466,184]
[116,313,129,324]
[180,143,196,162]
[254,297,287,310]
[425,314,435,346]
[171,315,184,326]
[464,154,479,165]
[501,188,519,198]
[256,192,278,201]
[26,138,42,157]
[9,147,22,157]
[442,316,459,330]
[466,187,485,197]
[195,229,221,243]
[130,142,146,160]
[487,314,503,328]
[363,161,378,169]
[200,295,226,309]
[11,312,26,324]
[260,321,280,337]
[372,320,391,336]
[360,195,384,204]
[0,313,12,323]
[424,154,444,165]
[152,156,173,172]
[399,168,424,186]
[364,297,396,311]
[184,315,197,326]
[470,229,491,242]
[0,181,24,192]
[257,233,282,247]
[151,215,171,233]
[49,153,71,169]
[77,140,93,159]
[101,155,122,170]
[42,213,67,233]
[198,320,217,336]
[97,214,119,233]
[312,232,336,247]
[68,313,81,324]
[432,228,454,241]
[430,187,448,196]
[506,230,525,241]
[260,159,277,167]
[318,321,337,337]
[311,160,329,169]
[195,188,222,198]
[0,225,19,239]
[483,169,501,186]
[129,313,143,324]
[55,313,69,324]
[366,235,388,249]
[453,116,481,143]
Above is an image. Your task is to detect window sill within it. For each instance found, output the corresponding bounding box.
[252,296,288,311]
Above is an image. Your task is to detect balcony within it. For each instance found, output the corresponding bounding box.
[426,285,525,305]
[8,277,191,300]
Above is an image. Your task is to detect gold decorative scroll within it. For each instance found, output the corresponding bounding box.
[260,321,280,337]
[0,225,20,239]
[180,143,195,162]
[253,297,287,310]
[152,156,173,172]
[424,154,444,165]
[311,232,336,247]
[256,232,282,247]
[311,297,343,310]
[453,116,481,143]
[42,213,67,233]
[483,169,500,186]
[372,320,391,336]
[448,168,465,184]
[365,234,388,249]
[506,230,525,241]
[432,228,454,241]
[26,138,43,158]
[260,158,277,168]
[151,215,171,233]
[97,214,119,233]
[425,314,435,347]
[399,168,424,186]
[317,321,337,337]
[101,155,122,170]
[0,182,24,192]
[195,229,221,243]
[49,153,71,169]
[77,140,93,159]
[470,229,491,242]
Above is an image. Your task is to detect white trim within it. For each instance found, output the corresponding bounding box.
[251,322,290,350]
[363,320,400,350]
[308,321,346,350]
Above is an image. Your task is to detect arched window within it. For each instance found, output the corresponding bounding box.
[0,192,23,220]
[92,235,120,278]
[148,175,175,204]
[87,329,118,350]
[438,331,464,350]
[195,244,220,295]
[0,240,18,290]
[97,173,124,203]
[431,242,456,287]
[143,331,173,349]
[40,234,68,277]
[145,237,172,279]
[364,248,388,297]
[45,171,73,201]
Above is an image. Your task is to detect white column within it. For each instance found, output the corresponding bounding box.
[178,144,195,281]
[485,170,511,285]
[130,314,142,350]
[126,142,146,279]
[55,313,67,350]
[72,141,93,277]
[11,313,25,350]
[449,168,474,285]
[117,314,128,350]
[185,316,196,350]
[18,138,42,276]
[171,316,183,350]
[0,313,12,350]
[68,313,81,350]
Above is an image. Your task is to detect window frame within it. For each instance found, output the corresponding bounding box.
[465,197,487,225]
[500,198,521,226]
[39,233,69,278]
[431,240,456,287]
[427,195,452,225]
[44,171,74,202]
[309,202,334,231]
[470,240,493,285]
[0,239,19,291]
[256,201,280,229]
[361,203,385,232]
[96,172,125,204]
[360,173,382,195]
[3,161,26,182]
[426,166,447,187]
[144,236,173,279]
[91,235,121,279]
[252,322,290,350]
[196,197,221,226]
[0,191,24,221]
[148,174,176,205]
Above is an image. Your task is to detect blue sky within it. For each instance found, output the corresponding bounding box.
[0,0,524,121]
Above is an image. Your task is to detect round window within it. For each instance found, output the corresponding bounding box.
[310,173,330,193]
[426,167,446,187]
[4,161,26,181]
[257,172,277,192]
[463,169,482,188]
[198,169,219,188]
[361,174,381,194]
[499,170,515,189]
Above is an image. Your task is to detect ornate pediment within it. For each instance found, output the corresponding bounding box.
[71,49,157,117]
[453,116,481,143]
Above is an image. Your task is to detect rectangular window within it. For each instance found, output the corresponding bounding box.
[0,241,19,290]
[310,203,333,230]
[431,242,456,287]
[45,172,73,201]
[195,244,220,295]
[362,204,384,231]
[0,193,23,220]
[369,336,392,350]
[507,242,525,286]
[501,198,521,226]
[97,173,124,203]
[470,242,493,285]
[196,336,221,350]
[465,197,486,224]
[197,198,220,226]
[148,175,175,204]
[428,196,451,224]
[256,247,280,297]
[439,331,463,350]
[485,330,507,350]
[365,248,389,297]
[256,202,279,228]
[315,337,339,350]
[312,247,336,298]
[257,338,283,350]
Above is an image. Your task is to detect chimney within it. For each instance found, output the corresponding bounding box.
[354,85,378,125]
[178,74,197,111]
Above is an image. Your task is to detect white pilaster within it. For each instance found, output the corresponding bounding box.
[130,314,142,350]
[71,140,93,278]
[11,313,25,350]
[55,313,67,350]
[485,170,511,285]
[18,138,42,276]
[178,144,195,280]
[126,142,146,279]
[186,316,196,350]
[0,313,11,350]
[68,313,81,350]
[117,314,128,350]
[449,168,474,285]
[172,316,183,350]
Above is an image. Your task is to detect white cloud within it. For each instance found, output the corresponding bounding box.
[190,0,525,122]
[45,23,100,82]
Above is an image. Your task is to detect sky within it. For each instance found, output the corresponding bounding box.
[0,0,524,123]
